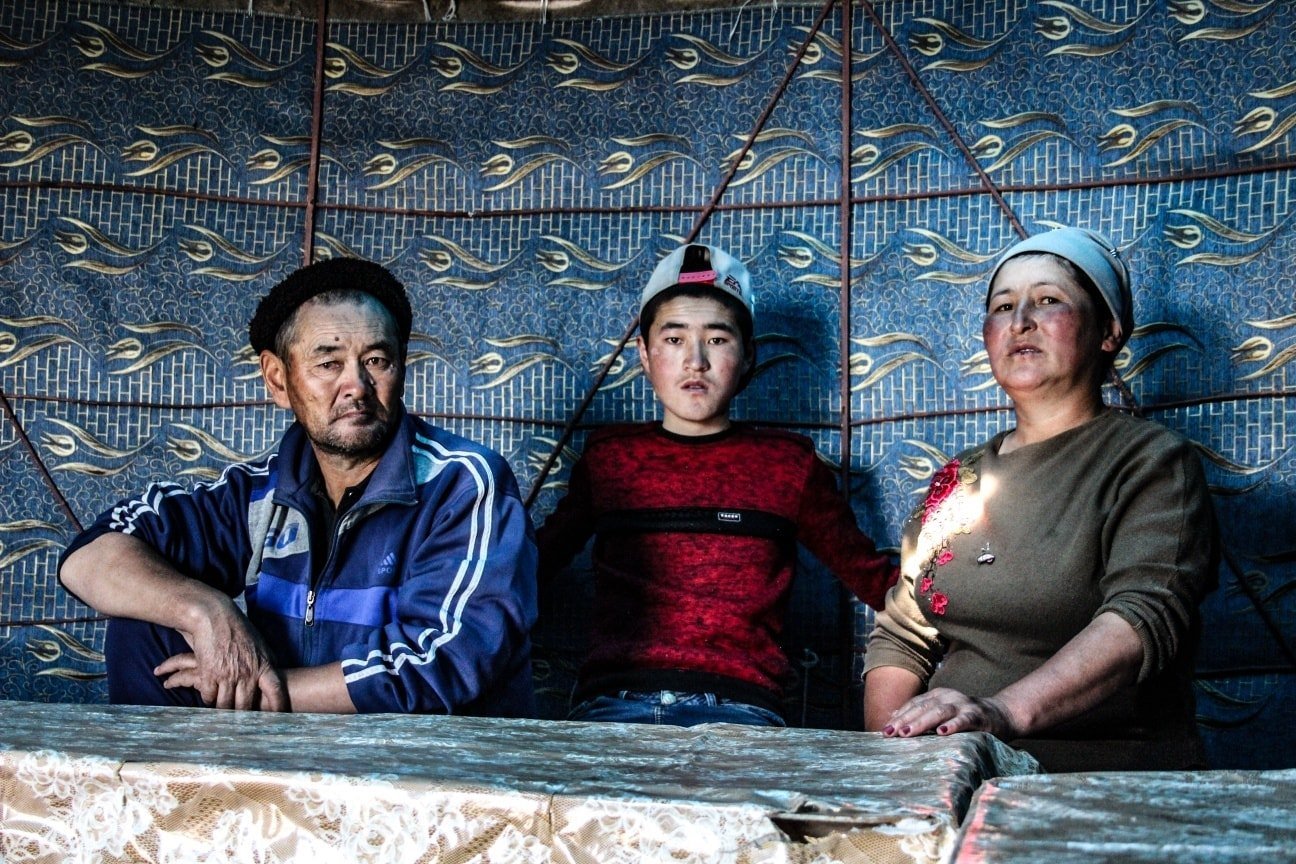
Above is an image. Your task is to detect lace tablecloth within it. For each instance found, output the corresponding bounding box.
[0,700,1038,863]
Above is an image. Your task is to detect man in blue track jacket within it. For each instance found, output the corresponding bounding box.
[59,258,538,716]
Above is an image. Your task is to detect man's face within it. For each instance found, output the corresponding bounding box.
[636,294,751,436]
[262,295,404,461]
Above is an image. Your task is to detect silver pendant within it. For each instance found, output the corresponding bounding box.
[977,543,996,565]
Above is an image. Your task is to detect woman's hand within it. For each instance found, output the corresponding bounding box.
[874,612,1143,742]
[881,687,1021,740]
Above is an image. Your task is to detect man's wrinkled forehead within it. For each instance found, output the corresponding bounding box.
[285,293,400,353]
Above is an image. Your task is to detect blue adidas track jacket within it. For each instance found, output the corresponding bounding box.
[61,411,538,716]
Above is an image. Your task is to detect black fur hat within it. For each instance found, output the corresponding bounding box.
[248,257,413,354]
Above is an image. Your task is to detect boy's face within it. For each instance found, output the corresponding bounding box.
[636,293,752,436]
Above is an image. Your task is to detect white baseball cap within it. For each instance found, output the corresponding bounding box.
[639,243,754,325]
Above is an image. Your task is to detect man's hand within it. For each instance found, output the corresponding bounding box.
[155,596,290,711]
[60,532,308,711]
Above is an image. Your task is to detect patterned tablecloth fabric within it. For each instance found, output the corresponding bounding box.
[0,700,1039,864]
[951,769,1296,864]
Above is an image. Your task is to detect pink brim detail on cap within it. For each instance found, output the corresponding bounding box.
[677,270,718,284]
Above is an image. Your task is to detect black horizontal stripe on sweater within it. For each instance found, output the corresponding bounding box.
[596,507,797,543]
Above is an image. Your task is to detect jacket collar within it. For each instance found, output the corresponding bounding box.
[272,405,419,511]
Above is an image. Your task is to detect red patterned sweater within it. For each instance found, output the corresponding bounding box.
[537,423,897,709]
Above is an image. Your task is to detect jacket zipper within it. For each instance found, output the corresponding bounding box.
[305,527,342,629]
[305,502,366,629]
[305,519,343,629]
[302,491,394,640]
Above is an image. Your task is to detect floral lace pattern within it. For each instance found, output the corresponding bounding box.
[908,450,984,616]
[0,700,1041,864]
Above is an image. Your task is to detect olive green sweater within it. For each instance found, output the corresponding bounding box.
[866,410,1218,771]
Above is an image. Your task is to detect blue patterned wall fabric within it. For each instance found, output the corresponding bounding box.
[1,0,1292,768]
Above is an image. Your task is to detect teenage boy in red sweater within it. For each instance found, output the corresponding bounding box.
[537,243,896,726]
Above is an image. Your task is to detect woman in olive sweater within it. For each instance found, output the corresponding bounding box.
[863,227,1217,772]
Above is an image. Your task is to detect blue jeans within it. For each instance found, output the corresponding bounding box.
[568,690,786,728]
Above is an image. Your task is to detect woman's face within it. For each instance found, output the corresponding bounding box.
[983,254,1119,403]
